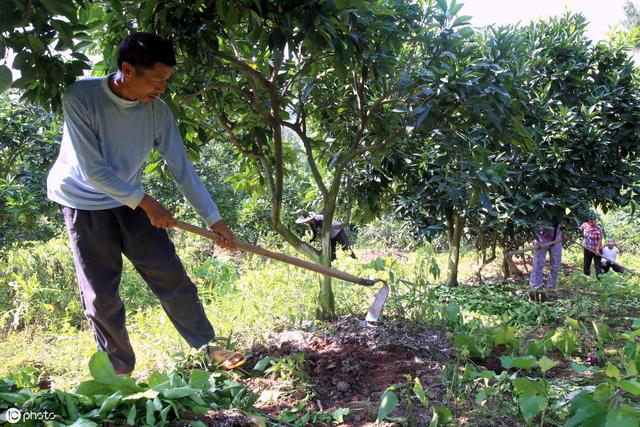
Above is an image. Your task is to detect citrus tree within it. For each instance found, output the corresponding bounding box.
[1,0,478,318]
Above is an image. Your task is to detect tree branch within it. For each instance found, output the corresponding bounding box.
[183,82,251,103]
[282,120,328,196]
[212,51,277,99]
[211,105,261,158]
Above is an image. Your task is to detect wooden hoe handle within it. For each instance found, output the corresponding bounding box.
[505,238,563,257]
[174,220,381,287]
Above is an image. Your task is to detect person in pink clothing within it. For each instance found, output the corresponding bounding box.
[578,216,605,277]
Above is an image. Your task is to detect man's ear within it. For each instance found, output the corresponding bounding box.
[121,62,136,79]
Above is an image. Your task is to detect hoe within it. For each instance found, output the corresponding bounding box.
[175,220,390,322]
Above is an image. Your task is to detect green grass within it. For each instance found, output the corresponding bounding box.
[2,230,640,425]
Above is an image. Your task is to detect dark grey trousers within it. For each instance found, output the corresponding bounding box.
[62,206,214,374]
[583,249,602,277]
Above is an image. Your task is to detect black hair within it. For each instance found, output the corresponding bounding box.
[117,32,176,71]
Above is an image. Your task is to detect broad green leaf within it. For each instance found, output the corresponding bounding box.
[75,380,114,397]
[429,410,440,427]
[160,405,171,423]
[146,399,155,425]
[89,352,116,381]
[67,419,99,427]
[458,27,474,38]
[452,15,472,27]
[538,356,559,373]
[122,389,159,401]
[513,377,546,397]
[453,334,481,357]
[376,390,399,422]
[592,384,614,404]
[98,391,123,416]
[475,388,488,405]
[567,392,608,427]
[500,355,537,371]
[617,380,640,396]
[152,396,162,411]
[126,405,137,425]
[491,326,516,346]
[525,340,545,358]
[332,407,349,423]
[40,0,77,17]
[25,36,45,54]
[433,406,452,423]
[0,65,12,92]
[413,377,430,408]
[188,370,211,389]
[604,363,622,380]
[64,392,79,420]
[147,372,170,389]
[252,356,275,373]
[605,407,639,427]
[162,387,200,399]
[0,392,28,405]
[570,362,590,373]
[518,395,546,422]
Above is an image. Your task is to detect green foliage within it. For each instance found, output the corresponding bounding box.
[0,0,93,110]
[376,387,399,423]
[375,12,640,285]
[356,214,416,250]
[0,96,62,244]
[1,239,80,331]
[0,351,260,426]
[262,354,307,382]
[512,377,548,423]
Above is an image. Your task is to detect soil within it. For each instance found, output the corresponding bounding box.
[176,409,259,427]
[357,249,407,263]
[242,316,456,426]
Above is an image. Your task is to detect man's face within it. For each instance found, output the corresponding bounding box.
[122,62,173,103]
[588,219,596,227]
[607,242,614,248]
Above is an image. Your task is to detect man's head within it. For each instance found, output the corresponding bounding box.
[587,216,597,227]
[116,32,176,103]
[607,238,615,248]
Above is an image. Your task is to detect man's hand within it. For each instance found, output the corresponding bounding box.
[210,220,236,250]
[139,194,175,228]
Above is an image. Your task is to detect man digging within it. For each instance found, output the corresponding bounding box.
[47,32,244,375]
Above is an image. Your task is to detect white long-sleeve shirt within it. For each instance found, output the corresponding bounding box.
[47,75,221,226]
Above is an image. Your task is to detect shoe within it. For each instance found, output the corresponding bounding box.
[209,347,246,370]
[527,289,546,302]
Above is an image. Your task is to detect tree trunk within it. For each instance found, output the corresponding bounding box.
[475,229,497,283]
[315,214,336,320]
[446,213,465,287]
[500,244,525,278]
[501,255,511,278]
[316,274,336,321]
[343,172,353,228]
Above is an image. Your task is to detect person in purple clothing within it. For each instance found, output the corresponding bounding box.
[529,220,565,289]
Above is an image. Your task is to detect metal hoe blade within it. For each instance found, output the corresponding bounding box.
[365,281,390,322]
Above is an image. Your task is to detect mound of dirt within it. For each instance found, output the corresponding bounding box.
[176,409,259,427]
[246,316,455,426]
